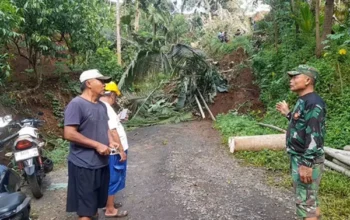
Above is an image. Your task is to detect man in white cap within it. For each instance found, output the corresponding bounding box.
[64,69,119,220]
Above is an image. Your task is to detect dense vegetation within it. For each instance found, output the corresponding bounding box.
[251,0,350,149]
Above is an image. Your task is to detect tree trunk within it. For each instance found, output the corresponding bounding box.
[315,0,322,58]
[321,0,334,41]
[134,0,140,32]
[116,0,122,65]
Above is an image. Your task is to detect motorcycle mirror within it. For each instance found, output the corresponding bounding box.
[0,115,12,128]
[4,115,12,122]
[38,111,44,116]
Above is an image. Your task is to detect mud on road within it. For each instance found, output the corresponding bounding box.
[29,121,296,220]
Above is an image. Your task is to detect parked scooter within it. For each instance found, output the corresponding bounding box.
[0,115,31,220]
[0,113,53,199]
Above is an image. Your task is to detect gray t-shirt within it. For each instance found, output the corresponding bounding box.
[64,96,109,169]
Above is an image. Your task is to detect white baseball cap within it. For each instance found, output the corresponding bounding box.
[79,69,111,83]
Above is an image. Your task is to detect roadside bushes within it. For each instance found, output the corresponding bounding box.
[86,47,123,81]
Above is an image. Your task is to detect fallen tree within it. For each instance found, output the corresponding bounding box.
[117,44,227,126]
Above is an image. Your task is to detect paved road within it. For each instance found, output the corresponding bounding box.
[30,121,296,220]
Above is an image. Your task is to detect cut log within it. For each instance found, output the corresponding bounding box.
[324,148,350,167]
[332,159,350,170]
[325,160,350,178]
[228,134,286,153]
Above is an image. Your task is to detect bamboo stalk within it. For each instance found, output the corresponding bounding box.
[194,95,205,119]
[257,123,286,133]
[197,89,216,121]
[324,148,350,166]
[325,160,350,178]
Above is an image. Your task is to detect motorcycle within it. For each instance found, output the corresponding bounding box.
[0,113,53,199]
[0,115,31,220]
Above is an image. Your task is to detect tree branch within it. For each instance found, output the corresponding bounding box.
[12,37,33,66]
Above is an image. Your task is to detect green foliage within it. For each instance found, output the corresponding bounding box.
[86,47,123,81]
[214,111,277,142]
[132,73,171,93]
[0,0,21,42]
[215,113,350,220]
[295,2,315,33]
[45,92,64,128]
[126,111,193,128]
[45,138,69,166]
[0,54,11,85]
[236,150,290,172]
[0,93,17,107]
[0,0,116,86]
[12,0,60,59]
[0,0,21,82]
[203,36,253,59]
[166,14,190,44]
[252,25,350,148]
[49,0,115,56]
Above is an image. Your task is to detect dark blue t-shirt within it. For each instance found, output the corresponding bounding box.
[64,96,109,169]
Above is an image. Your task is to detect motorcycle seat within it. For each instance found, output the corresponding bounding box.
[0,192,27,214]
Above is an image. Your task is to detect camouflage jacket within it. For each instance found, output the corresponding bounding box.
[286,92,326,167]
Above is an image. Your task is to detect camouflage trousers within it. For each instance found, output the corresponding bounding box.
[290,156,324,219]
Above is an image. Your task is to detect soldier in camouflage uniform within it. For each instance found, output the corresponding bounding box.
[276,65,326,220]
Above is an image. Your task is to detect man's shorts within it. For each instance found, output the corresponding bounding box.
[290,156,324,218]
[66,162,110,217]
[108,150,128,195]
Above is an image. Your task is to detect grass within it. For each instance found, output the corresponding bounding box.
[215,112,350,220]
[44,138,69,167]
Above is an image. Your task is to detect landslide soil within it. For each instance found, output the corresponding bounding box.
[210,47,264,116]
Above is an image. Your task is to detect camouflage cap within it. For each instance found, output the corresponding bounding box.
[287,65,320,81]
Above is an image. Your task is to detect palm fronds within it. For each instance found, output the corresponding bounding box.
[118,49,171,90]
[119,43,227,127]
[295,2,315,33]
